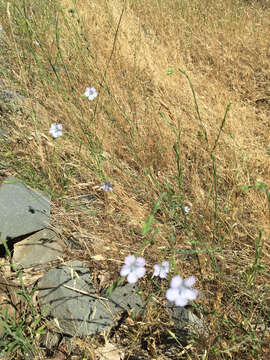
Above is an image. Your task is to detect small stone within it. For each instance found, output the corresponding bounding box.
[0,88,24,113]
[167,303,207,337]
[13,228,64,269]
[0,89,24,104]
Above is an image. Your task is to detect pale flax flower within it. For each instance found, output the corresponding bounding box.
[120,255,146,284]
[153,261,170,279]
[49,123,62,138]
[184,206,190,214]
[84,87,98,101]
[100,181,113,191]
[166,275,198,307]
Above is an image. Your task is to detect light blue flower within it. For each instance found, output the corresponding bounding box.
[49,123,62,138]
[84,87,98,101]
[120,255,146,284]
[166,275,198,307]
[100,181,113,191]
[153,261,170,279]
[184,206,190,214]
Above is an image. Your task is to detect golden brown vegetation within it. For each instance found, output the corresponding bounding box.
[0,0,270,358]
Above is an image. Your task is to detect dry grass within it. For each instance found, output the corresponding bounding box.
[0,0,270,358]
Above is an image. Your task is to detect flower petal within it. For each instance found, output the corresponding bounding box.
[127,272,138,284]
[166,288,179,302]
[170,275,183,288]
[135,267,146,278]
[184,206,190,213]
[153,264,161,276]
[120,265,131,277]
[136,257,145,267]
[187,288,198,301]
[162,261,169,271]
[183,276,196,287]
[124,255,136,266]
[174,295,188,307]
[84,87,90,96]
[159,268,168,278]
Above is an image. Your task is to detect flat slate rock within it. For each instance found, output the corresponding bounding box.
[13,228,64,269]
[0,176,50,242]
[38,261,114,337]
[38,261,144,337]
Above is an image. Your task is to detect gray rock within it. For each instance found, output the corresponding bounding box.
[0,89,24,104]
[38,261,145,337]
[12,228,64,269]
[0,176,50,242]
[0,88,24,113]
[38,261,114,337]
[107,283,144,314]
[167,303,206,336]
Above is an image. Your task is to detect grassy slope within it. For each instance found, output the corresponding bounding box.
[0,0,270,358]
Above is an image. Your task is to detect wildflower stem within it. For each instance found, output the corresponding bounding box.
[176,68,209,147]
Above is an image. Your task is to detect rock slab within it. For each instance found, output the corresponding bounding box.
[38,261,114,337]
[38,261,144,337]
[0,176,50,242]
[13,228,64,268]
